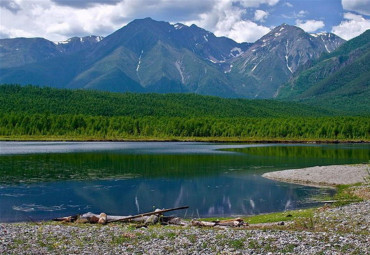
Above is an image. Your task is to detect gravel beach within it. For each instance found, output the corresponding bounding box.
[1,201,369,254]
[262,164,369,187]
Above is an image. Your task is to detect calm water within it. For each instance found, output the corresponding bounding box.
[0,142,369,222]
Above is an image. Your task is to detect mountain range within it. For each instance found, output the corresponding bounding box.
[0,17,368,109]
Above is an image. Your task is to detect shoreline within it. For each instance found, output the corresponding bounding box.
[1,137,369,143]
[262,164,369,187]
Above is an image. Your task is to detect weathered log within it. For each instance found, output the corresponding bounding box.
[80,212,150,223]
[144,215,159,225]
[159,217,189,226]
[191,220,217,227]
[108,206,189,223]
[215,218,244,227]
[52,215,79,222]
[191,218,245,227]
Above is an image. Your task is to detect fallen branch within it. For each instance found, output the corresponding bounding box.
[109,206,189,223]
[191,218,245,227]
[52,215,79,223]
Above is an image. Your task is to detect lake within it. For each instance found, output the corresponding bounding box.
[0,142,369,222]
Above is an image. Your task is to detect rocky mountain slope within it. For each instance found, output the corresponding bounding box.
[228,24,344,98]
[278,29,370,114]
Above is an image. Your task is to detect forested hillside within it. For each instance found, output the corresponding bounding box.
[0,85,368,141]
[0,85,331,118]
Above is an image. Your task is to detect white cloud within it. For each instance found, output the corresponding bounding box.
[284,2,293,8]
[0,0,278,42]
[254,10,269,22]
[342,0,370,16]
[297,10,307,18]
[188,0,273,42]
[51,0,121,8]
[226,20,271,42]
[332,12,370,40]
[0,0,125,41]
[296,19,325,33]
[282,10,308,20]
[239,0,279,8]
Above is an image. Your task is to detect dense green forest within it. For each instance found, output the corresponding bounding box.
[0,85,369,141]
[0,113,368,140]
[0,84,333,117]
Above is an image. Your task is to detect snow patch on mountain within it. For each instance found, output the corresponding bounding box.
[230,47,243,57]
[285,41,293,73]
[224,64,233,74]
[174,23,184,30]
[175,60,185,84]
[136,50,143,72]
[56,39,71,45]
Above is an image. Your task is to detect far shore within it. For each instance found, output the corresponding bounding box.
[0,136,369,144]
[262,164,369,187]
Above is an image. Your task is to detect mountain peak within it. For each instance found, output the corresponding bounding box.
[129,17,170,27]
[271,23,304,34]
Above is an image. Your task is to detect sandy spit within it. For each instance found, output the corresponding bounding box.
[262,164,369,187]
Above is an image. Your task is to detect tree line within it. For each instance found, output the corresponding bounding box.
[0,113,368,140]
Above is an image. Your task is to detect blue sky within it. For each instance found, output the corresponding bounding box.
[0,0,369,42]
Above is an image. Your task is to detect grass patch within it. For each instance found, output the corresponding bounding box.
[243,208,315,224]
[247,239,261,249]
[228,239,245,249]
[110,233,136,245]
[281,243,296,253]
[333,184,364,206]
[187,234,197,243]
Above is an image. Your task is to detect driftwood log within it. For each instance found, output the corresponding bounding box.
[191,218,246,227]
[53,206,189,224]
[52,206,245,228]
[108,206,189,223]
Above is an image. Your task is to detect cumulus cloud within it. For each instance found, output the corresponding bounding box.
[0,0,123,41]
[187,0,276,42]
[254,10,269,22]
[0,0,277,42]
[296,19,325,32]
[342,0,370,16]
[332,12,370,40]
[226,20,271,42]
[0,0,211,41]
